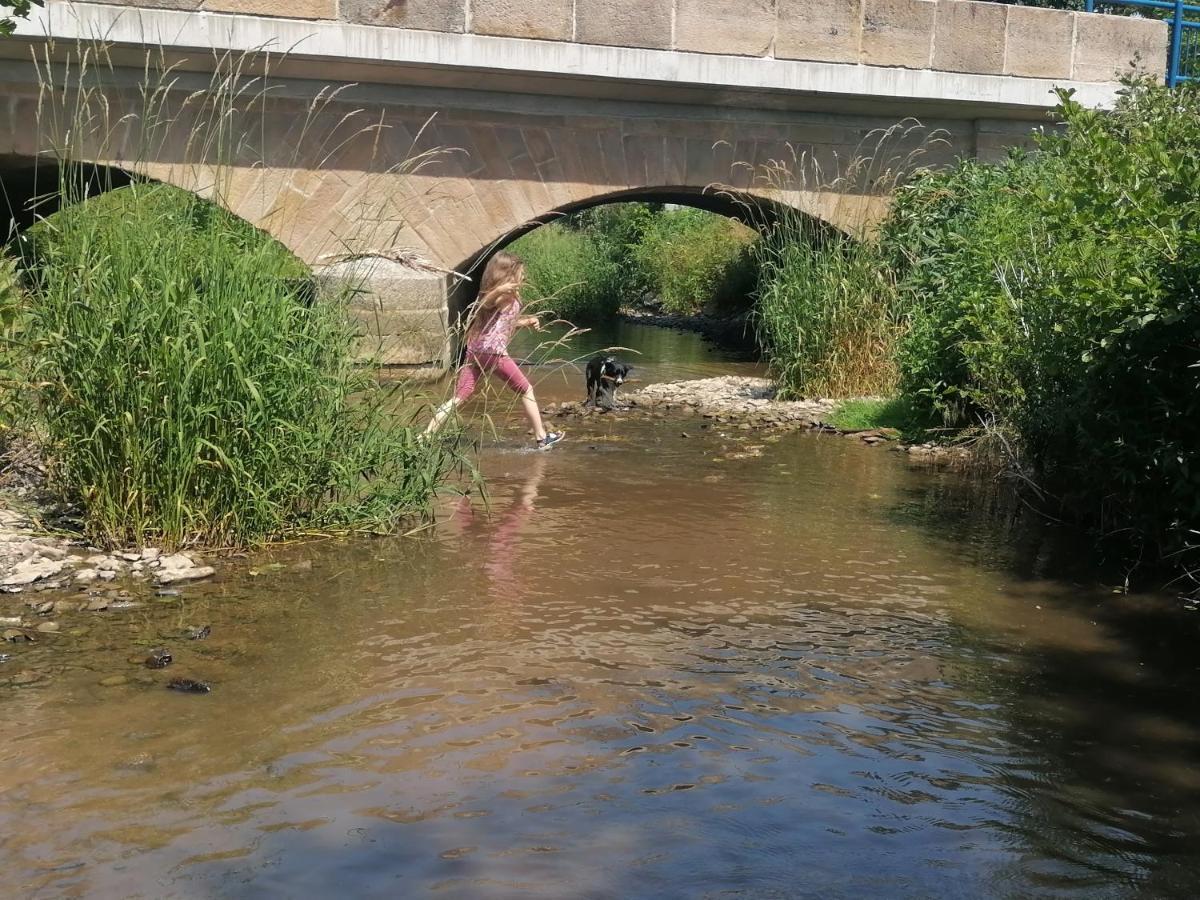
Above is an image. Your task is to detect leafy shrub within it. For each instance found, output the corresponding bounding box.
[633,208,757,316]
[19,181,457,549]
[510,204,758,321]
[887,82,1200,564]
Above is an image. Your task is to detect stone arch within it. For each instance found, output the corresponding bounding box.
[444,185,861,344]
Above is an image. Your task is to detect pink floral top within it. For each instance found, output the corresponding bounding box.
[467,299,521,355]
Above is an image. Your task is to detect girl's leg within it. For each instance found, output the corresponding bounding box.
[424,359,480,435]
[490,355,552,443]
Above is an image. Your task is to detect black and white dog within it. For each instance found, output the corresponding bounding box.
[584,355,632,410]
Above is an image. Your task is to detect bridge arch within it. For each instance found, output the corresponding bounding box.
[447,185,850,328]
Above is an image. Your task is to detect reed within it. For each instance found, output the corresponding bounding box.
[730,121,944,399]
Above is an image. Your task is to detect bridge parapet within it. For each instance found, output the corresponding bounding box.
[103,0,1167,84]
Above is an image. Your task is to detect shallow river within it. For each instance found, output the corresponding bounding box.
[4,324,1200,898]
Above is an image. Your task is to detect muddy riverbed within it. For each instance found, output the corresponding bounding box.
[4,322,1200,897]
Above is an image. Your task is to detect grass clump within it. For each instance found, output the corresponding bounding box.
[755,229,904,399]
[16,180,457,549]
[827,397,929,439]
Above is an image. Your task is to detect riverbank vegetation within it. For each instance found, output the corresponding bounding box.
[510,203,757,320]
[4,180,458,549]
[769,81,1200,577]
[0,44,461,551]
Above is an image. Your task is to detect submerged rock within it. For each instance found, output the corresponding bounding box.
[167,677,211,694]
[98,674,128,687]
[144,648,173,669]
[185,625,211,641]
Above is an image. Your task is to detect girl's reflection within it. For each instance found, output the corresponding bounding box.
[453,453,547,598]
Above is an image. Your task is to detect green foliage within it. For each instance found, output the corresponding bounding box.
[885,81,1200,564]
[0,254,28,445]
[509,222,624,321]
[755,221,905,400]
[512,203,757,321]
[633,208,757,315]
[0,1,43,36]
[18,181,458,549]
[827,396,930,439]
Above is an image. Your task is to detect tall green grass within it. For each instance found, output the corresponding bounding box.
[4,40,461,548]
[18,182,456,548]
[747,126,937,399]
[509,221,623,321]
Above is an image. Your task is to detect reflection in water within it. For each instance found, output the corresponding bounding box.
[454,453,547,599]
[3,334,1200,896]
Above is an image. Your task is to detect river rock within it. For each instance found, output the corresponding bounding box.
[144,648,172,669]
[3,628,33,642]
[35,621,60,634]
[167,677,211,694]
[2,556,65,586]
[11,670,42,685]
[99,674,128,687]
[156,554,215,585]
[84,597,109,612]
[74,568,99,583]
[141,548,161,562]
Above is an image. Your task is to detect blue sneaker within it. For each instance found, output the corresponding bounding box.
[537,431,565,450]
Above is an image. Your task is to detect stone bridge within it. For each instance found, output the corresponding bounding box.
[0,0,1166,369]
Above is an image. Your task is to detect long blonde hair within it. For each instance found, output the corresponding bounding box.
[466,251,525,340]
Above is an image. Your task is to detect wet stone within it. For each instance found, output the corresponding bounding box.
[185,625,212,641]
[99,675,128,687]
[144,648,173,669]
[167,678,211,694]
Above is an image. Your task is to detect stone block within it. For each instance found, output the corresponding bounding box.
[1073,13,1167,83]
[201,0,335,17]
[676,0,776,58]
[356,320,449,365]
[340,0,466,33]
[575,0,673,50]
[472,0,573,41]
[777,0,862,64]
[318,258,450,312]
[1003,5,1073,79]
[861,0,935,69]
[102,0,200,9]
[932,0,1006,75]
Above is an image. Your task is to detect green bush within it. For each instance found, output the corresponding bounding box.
[0,254,27,446]
[633,208,757,316]
[887,82,1200,564]
[510,204,758,321]
[508,222,623,321]
[18,181,457,549]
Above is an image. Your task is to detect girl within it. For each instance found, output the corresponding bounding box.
[424,251,565,449]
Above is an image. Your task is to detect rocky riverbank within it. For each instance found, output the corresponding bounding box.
[548,376,839,430]
[0,506,215,598]
[618,309,755,350]
[546,375,971,461]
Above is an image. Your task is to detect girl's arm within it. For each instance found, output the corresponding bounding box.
[516,314,541,330]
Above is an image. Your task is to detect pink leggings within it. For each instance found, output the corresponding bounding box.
[454,351,532,403]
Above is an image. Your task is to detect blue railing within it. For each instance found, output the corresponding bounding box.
[1085,0,1200,85]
